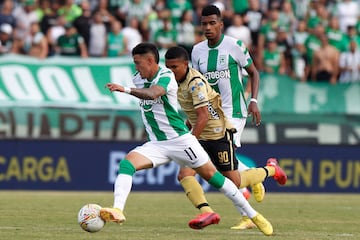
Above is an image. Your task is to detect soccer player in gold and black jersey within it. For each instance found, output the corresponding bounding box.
[165,46,287,231]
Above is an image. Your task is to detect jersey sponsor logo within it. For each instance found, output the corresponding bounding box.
[208,102,220,120]
[139,98,164,112]
[203,69,230,85]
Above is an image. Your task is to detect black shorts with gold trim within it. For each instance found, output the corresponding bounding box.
[199,129,238,172]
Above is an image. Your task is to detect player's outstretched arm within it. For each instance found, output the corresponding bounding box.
[105,83,165,100]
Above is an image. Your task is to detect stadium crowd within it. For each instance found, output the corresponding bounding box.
[0,0,360,84]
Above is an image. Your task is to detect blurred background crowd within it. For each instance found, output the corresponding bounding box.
[0,0,360,84]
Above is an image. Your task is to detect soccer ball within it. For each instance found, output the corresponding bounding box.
[78,204,105,233]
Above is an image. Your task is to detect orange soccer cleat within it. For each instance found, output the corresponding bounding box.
[188,212,220,230]
[267,158,287,185]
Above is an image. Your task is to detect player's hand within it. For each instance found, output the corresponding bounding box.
[105,83,124,92]
[248,102,261,127]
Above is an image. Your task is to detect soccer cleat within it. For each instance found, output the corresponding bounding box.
[100,207,126,223]
[251,183,265,202]
[251,213,273,236]
[230,216,257,230]
[188,212,220,230]
[241,188,251,200]
[267,158,287,185]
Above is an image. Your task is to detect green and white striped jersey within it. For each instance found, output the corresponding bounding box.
[133,66,189,141]
[191,34,251,119]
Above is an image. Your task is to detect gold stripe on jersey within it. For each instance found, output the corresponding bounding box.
[177,68,233,140]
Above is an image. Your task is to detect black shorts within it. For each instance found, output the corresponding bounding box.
[199,130,238,172]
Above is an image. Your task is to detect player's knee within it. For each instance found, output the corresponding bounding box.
[177,168,196,182]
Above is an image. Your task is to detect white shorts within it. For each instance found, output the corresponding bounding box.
[131,133,210,168]
[228,117,246,147]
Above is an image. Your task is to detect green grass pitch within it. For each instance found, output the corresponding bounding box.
[0,191,359,240]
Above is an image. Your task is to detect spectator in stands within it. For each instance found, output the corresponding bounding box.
[145,7,169,43]
[39,0,61,36]
[176,9,195,55]
[73,0,92,47]
[225,13,252,49]
[311,33,339,84]
[276,26,292,73]
[292,19,309,47]
[88,11,107,57]
[12,0,39,40]
[291,0,310,20]
[0,0,16,28]
[167,0,192,27]
[118,0,152,27]
[122,16,142,53]
[153,15,176,51]
[0,23,14,54]
[56,22,88,57]
[326,15,348,53]
[16,21,48,59]
[106,20,128,57]
[192,0,207,27]
[278,0,296,32]
[290,38,308,82]
[46,15,66,56]
[306,2,329,32]
[257,7,280,71]
[334,0,359,33]
[304,23,323,79]
[107,0,127,17]
[243,0,264,58]
[346,25,360,48]
[57,0,82,23]
[231,0,248,14]
[91,0,115,32]
[35,0,52,23]
[262,36,286,75]
[339,40,360,83]
[290,20,308,82]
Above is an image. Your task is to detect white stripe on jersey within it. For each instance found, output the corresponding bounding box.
[191,35,251,119]
[132,67,189,141]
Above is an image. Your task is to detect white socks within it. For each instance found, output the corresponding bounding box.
[220,177,257,218]
[113,174,133,211]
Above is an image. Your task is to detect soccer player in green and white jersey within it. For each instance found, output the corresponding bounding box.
[191,5,284,230]
[100,42,273,236]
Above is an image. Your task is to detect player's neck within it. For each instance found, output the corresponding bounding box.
[208,34,224,48]
[148,65,160,81]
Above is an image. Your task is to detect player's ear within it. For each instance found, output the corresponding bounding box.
[147,54,154,65]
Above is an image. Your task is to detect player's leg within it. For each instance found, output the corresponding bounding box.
[100,142,169,224]
[195,161,273,236]
[240,161,287,187]
[175,135,272,235]
[229,117,261,199]
[178,167,215,214]
[178,167,220,229]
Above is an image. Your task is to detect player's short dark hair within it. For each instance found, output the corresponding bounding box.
[165,46,189,61]
[132,42,159,63]
[201,5,221,17]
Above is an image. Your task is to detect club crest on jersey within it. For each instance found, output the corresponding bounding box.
[139,98,164,112]
[219,55,226,65]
